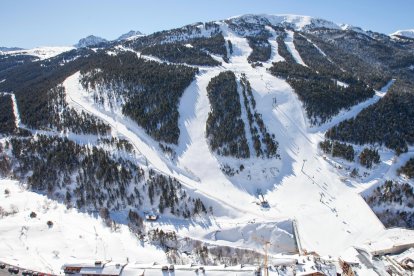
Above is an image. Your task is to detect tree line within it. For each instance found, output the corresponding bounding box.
[80,51,198,144]
[206,71,250,158]
[0,135,210,219]
[326,80,414,154]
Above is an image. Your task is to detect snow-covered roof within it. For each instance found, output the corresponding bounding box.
[340,247,361,264]
[339,247,388,275]
[364,228,414,255]
[79,262,124,275]
[63,262,100,268]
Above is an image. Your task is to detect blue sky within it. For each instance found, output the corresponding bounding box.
[1,0,413,48]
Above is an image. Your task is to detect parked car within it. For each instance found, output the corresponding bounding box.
[8,267,19,274]
[0,263,6,269]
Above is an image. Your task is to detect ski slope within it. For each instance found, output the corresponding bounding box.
[62,23,405,257]
[283,30,307,66]
[3,18,414,272]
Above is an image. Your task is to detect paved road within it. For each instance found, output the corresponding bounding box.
[0,263,55,276]
[0,269,21,276]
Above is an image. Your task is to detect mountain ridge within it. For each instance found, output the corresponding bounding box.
[74,34,108,48]
[391,29,414,38]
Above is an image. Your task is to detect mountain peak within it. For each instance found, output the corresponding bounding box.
[390,29,414,39]
[117,30,144,41]
[74,35,108,48]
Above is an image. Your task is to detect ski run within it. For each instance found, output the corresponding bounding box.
[1,15,414,275]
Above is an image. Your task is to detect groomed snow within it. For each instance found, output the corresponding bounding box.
[265,26,285,64]
[284,31,307,66]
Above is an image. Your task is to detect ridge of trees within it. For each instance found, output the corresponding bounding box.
[0,135,210,218]
[141,43,221,66]
[326,80,414,154]
[302,31,390,89]
[240,74,279,158]
[269,61,375,125]
[275,32,296,63]
[247,36,271,63]
[365,180,414,228]
[80,51,198,144]
[190,33,229,62]
[206,71,250,158]
[0,48,97,131]
[359,148,380,168]
[398,158,414,179]
[0,95,16,134]
[319,139,355,162]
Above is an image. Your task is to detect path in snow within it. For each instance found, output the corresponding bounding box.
[10,93,22,129]
[264,26,285,66]
[284,30,307,66]
[248,65,385,254]
[309,79,395,134]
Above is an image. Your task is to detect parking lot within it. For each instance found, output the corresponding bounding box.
[0,263,54,276]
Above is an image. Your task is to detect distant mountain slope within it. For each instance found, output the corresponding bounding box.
[5,46,75,60]
[0,46,24,52]
[391,29,414,39]
[75,35,108,47]
[117,30,144,41]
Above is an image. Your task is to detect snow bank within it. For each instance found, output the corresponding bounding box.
[0,179,166,273]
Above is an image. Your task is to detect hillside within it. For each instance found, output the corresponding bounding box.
[391,29,414,39]
[1,13,414,274]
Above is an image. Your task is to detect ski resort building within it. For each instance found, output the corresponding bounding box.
[145,214,158,221]
[363,228,414,256]
[62,262,126,276]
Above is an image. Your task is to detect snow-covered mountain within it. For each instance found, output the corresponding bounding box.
[74,35,108,48]
[227,14,340,31]
[1,13,414,275]
[0,46,24,52]
[340,23,366,34]
[117,30,144,41]
[391,29,414,38]
[3,46,75,60]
